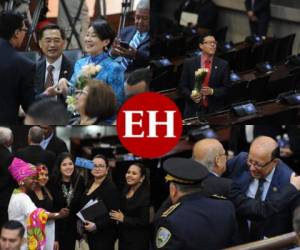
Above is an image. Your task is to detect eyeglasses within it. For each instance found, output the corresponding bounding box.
[20,28,28,32]
[247,158,274,169]
[75,89,88,96]
[203,41,217,46]
[94,164,106,169]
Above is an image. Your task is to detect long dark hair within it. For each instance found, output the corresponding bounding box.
[90,19,115,50]
[127,162,150,189]
[51,152,78,184]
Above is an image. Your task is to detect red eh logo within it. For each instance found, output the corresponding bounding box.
[117,92,182,158]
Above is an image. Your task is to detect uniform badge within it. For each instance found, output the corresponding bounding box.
[156,227,171,248]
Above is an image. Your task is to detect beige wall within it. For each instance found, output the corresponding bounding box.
[47,0,139,17]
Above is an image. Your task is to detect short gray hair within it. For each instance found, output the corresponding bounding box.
[136,0,149,10]
[28,126,44,144]
[0,127,13,146]
[196,146,222,172]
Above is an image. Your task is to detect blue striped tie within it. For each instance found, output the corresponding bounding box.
[120,32,143,70]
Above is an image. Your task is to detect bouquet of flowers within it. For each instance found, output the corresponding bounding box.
[65,63,101,114]
[191,68,209,97]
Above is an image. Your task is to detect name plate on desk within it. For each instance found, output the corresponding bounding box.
[231,101,257,117]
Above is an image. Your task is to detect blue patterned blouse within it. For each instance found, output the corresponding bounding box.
[70,52,125,106]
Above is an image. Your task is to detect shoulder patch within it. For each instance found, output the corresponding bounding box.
[210,194,227,200]
[161,202,181,217]
[156,227,172,249]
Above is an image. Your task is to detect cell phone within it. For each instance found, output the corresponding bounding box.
[119,41,130,49]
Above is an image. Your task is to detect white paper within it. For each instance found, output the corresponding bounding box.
[180,11,198,26]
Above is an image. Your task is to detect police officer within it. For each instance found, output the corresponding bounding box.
[153,158,236,250]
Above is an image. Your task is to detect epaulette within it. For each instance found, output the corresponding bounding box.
[210,194,227,200]
[161,202,181,217]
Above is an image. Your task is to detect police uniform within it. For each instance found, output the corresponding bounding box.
[153,158,237,250]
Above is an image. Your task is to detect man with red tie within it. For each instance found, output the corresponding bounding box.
[179,35,229,118]
[245,0,270,37]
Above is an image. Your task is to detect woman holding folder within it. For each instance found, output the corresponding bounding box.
[110,163,151,250]
[80,154,120,250]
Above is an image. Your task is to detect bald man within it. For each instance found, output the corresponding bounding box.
[193,138,232,197]
[226,136,300,243]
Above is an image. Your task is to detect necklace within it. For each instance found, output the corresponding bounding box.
[62,183,74,207]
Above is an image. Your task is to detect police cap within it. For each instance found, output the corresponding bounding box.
[163,157,209,184]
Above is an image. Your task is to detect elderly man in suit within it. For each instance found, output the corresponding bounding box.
[15,126,56,173]
[179,34,229,118]
[111,0,150,73]
[34,24,73,103]
[226,136,300,243]
[245,0,270,37]
[0,11,35,123]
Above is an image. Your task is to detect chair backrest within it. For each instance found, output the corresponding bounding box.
[18,51,40,63]
[248,75,270,102]
[276,34,296,63]
[63,49,83,64]
[235,46,252,72]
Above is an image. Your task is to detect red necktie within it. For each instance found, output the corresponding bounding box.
[202,59,211,107]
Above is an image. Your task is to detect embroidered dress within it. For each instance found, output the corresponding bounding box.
[70,52,125,106]
[8,189,52,250]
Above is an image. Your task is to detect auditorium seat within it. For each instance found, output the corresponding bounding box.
[235,46,252,72]
[18,51,40,63]
[266,74,295,99]
[63,49,83,64]
[213,26,228,43]
[248,75,270,102]
[276,34,296,63]
[226,80,249,105]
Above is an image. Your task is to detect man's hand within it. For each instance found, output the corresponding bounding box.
[290,172,300,191]
[43,86,62,97]
[111,39,136,59]
[190,92,201,103]
[57,78,69,96]
[200,87,214,96]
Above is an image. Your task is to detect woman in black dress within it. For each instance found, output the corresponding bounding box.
[109,163,151,250]
[48,152,85,250]
[81,154,120,250]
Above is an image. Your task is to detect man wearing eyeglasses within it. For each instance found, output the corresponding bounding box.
[226,135,300,243]
[0,11,35,123]
[179,34,229,118]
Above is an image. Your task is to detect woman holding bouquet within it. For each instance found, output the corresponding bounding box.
[62,19,124,107]
[48,152,85,250]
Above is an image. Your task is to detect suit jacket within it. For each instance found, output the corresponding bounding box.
[202,173,232,197]
[226,152,300,243]
[119,25,150,72]
[45,134,68,158]
[119,184,150,250]
[0,39,35,123]
[15,145,56,173]
[0,145,15,226]
[34,55,73,102]
[179,55,229,117]
[153,192,236,250]
[245,0,270,20]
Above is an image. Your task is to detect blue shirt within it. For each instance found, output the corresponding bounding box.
[70,52,125,106]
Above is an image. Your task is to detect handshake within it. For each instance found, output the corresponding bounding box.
[43,78,70,97]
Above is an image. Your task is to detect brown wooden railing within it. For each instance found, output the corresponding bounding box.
[224,232,297,250]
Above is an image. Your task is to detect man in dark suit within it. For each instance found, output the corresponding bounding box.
[15,126,56,173]
[153,158,236,249]
[226,136,300,243]
[179,35,229,118]
[34,24,73,102]
[111,0,149,73]
[0,11,35,123]
[40,125,68,158]
[245,0,270,36]
[0,127,15,228]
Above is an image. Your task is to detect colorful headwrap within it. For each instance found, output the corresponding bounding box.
[8,157,37,182]
[36,164,48,173]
